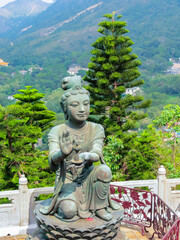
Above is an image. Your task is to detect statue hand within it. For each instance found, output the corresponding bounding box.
[79,152,91,161]
[79,152,99,162]
[60,130,74,156]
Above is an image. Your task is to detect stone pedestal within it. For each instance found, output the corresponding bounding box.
[27,199,124,240]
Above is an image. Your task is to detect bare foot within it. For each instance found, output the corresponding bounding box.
[111,201,121,210]
[96,208,113,221]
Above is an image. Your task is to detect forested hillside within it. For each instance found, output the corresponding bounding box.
[0,0,179,121]
[0,0,179,67]
[0,0,52,34]
[0,1,180,188]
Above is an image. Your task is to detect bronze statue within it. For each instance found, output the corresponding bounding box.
[40,76,119,221]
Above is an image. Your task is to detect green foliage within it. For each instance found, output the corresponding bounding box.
[124,125,158,180]
[103,136,124,181]
[85,13,150,133]
[0,198,11,204]
[136,72,179,126]
[0,104,42,151]
[154,104,180,132]
[0,0,180,78]
[44,88,64,113]
[0,87,56,191]
[13,86,56,131]
[103,125,162,181]
[137,124,180,179]
[0,103,42,189]
[0,148,55,190]
[143,74,180,102]
[153,104,180,169]
[163,162,180,179]
[23,150,55,189]
[84,13,151,174]
[116,122,179,180]
[0,63,68,107]
[0,1,179,183]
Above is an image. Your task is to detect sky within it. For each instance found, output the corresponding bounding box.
[0,0,54,7]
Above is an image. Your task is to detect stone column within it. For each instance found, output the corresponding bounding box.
[19,174,29,226]
[157,165,167,202]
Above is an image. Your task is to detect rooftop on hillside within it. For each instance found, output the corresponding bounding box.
[0,58,8,66]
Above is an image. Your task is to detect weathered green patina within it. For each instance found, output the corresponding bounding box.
[40,76,119,221]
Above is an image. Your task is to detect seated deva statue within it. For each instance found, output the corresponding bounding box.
[40,76,119,221]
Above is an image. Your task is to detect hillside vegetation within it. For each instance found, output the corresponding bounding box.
[0,0,179,67]
[0,2,180,187]
[0,0,179,121]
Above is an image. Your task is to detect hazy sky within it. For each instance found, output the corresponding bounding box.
[0,0,54,7]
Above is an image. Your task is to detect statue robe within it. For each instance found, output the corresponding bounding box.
[40,121,113,218]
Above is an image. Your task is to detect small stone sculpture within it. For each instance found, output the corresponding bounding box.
[40,76,120,221]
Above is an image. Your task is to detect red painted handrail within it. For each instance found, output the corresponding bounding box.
[110,184,179,239]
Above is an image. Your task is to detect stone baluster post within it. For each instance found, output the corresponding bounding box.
[157,165,167,203]
[19,175,29,227]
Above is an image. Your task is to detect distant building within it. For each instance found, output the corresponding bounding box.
[28,66,43,73]
[0,58,9,66]
[67,64,88,75]
[125,87,142,96]
[167,58,180,75]
[67,67,80,75]
[8,95,14,100]
[19,70,28,75]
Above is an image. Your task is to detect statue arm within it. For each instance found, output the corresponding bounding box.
[79,124,105,163]
[48,126,74,171]
[51,150,66,164]
[79,152,99,162]
[48,126,66,171]
[89,139,104,161]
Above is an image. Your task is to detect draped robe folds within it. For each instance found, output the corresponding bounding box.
[40,121,114,218]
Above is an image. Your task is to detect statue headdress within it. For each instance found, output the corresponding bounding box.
[60,76,89,120]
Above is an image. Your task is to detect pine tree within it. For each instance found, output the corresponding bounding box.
[84,13,151,167]
[0,104,42,189]
[13,86,56,131]
[0,100,56,190]
[0,87,56,190]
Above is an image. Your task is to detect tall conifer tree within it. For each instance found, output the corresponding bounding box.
[84,13,151,164]
[0,86,56,189]
[0,104,42,189]
[13,86,56,131]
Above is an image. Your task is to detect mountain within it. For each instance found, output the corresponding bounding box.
[0,0,179,69]
[0,0,52,34]
[2,0,102,37]
[0,15,15,33]
[0,0,51,18]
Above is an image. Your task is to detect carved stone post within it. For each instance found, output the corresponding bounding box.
[157,165,167,202]
[19,175,29,227]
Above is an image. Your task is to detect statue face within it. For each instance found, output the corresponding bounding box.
[66,93,90,123]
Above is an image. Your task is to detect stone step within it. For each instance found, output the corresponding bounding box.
[0,227,162,240]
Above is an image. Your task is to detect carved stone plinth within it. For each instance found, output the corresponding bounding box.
[27,199,124,240]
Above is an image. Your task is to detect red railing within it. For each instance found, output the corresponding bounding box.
[110,185,179,239]
[162,219,180,240]
[151,193,179,239]
[110,185,153,235]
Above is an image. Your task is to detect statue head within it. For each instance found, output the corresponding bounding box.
[60,76,90,122]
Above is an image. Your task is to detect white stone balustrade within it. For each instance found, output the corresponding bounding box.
[0,165,179,237]
[0,175,54,237]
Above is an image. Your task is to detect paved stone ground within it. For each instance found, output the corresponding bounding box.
[121,226,161,240]
[0,236,27,240]
[0,226,161,240]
